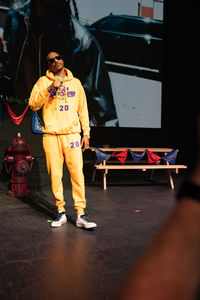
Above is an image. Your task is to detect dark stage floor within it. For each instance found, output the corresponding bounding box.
[0,162,198,300]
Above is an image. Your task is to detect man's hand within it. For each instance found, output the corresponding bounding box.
[81,136,90,152]
[47,80,62,93]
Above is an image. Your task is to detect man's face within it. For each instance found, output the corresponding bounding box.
[47,52,64,74]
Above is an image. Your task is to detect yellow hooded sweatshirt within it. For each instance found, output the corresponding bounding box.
[29,68,90,137]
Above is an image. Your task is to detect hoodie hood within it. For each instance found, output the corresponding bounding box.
[46,68,74,82]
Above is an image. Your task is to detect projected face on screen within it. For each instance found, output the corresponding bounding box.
[0,0,163,129]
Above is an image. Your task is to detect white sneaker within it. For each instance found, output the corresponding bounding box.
[76,214,97,229]
[51,212,67,228]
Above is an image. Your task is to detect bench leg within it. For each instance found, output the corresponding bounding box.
[103,169,108,190]
[164,160,174,189]
[168,169,174,189]
[150,169,154,181]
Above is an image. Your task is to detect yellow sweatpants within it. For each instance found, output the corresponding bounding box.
[43,133,86,215]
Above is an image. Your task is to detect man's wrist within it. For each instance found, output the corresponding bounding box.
[84,135,90,139]
[47,87,53,93]
[47,84,54,93]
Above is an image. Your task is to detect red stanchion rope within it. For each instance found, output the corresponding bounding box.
[5,103,29,125]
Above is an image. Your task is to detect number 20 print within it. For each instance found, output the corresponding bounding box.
[59,105,69,111]
[70,141,80,148]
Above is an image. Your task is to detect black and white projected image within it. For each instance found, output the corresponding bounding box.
[0,0,163,129]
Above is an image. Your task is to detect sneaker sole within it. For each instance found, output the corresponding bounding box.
[76,223,97,229]
[51,218,67,228]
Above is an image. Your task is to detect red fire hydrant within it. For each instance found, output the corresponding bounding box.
[5,133,34,197]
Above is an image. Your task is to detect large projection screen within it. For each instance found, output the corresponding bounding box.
[0,0,163,129]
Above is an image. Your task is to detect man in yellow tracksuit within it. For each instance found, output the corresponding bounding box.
[29,51,97,229]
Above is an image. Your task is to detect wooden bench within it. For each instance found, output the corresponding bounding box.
[90,147,187,190]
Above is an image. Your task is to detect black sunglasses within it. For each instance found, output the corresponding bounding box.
[48,55,62,64]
